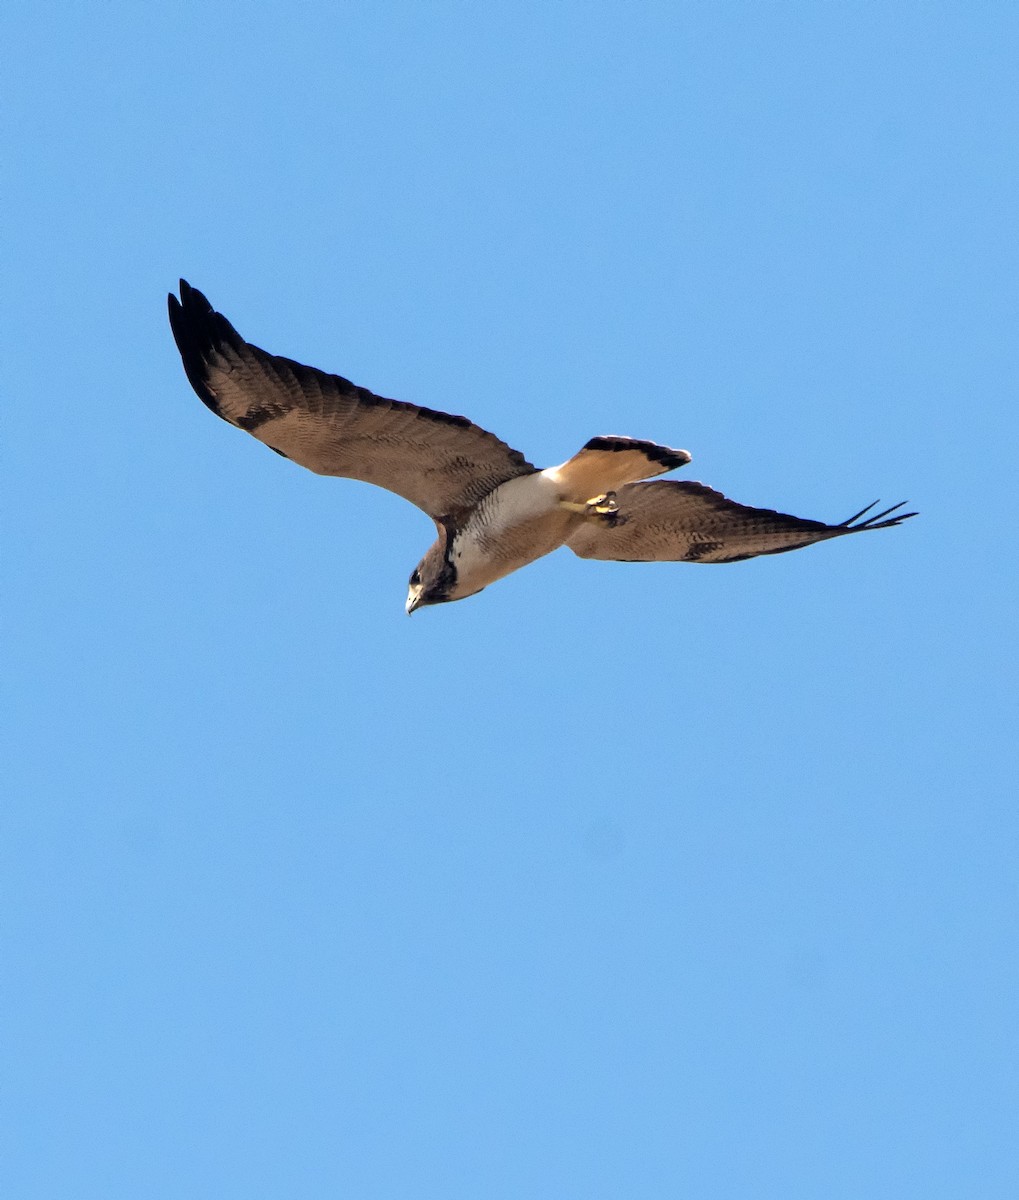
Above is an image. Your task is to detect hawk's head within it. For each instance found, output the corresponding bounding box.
[405,541,458,614]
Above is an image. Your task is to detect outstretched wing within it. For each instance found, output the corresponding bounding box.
[168,281,535,521]
[568,480,916,563]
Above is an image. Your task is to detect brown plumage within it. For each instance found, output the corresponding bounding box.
[168,281,916,612]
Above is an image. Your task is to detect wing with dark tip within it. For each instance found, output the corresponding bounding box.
[567,480,917,563]
[168,281,535,521]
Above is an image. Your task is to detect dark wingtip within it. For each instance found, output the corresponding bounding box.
[840,500,879,526]
[840,500,918,532]
[178,279,215,314]
[167,279,233,419]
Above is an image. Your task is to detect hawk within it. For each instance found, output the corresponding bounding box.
[168,281,915,613]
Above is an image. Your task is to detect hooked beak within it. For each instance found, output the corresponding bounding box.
[406,588,423,615]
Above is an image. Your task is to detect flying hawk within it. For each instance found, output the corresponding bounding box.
[168,281,915,613]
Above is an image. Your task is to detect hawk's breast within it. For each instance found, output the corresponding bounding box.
[450,473,576,592]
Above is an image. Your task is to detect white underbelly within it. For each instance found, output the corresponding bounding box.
[451,472,576,590]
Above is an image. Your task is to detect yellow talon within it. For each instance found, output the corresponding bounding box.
[559,492,619,517]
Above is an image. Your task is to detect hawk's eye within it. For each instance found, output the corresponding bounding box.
[410,569,421,586]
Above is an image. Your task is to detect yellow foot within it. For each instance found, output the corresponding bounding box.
[559,492,619,518]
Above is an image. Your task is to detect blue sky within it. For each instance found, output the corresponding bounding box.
[5,2,1017,1196]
